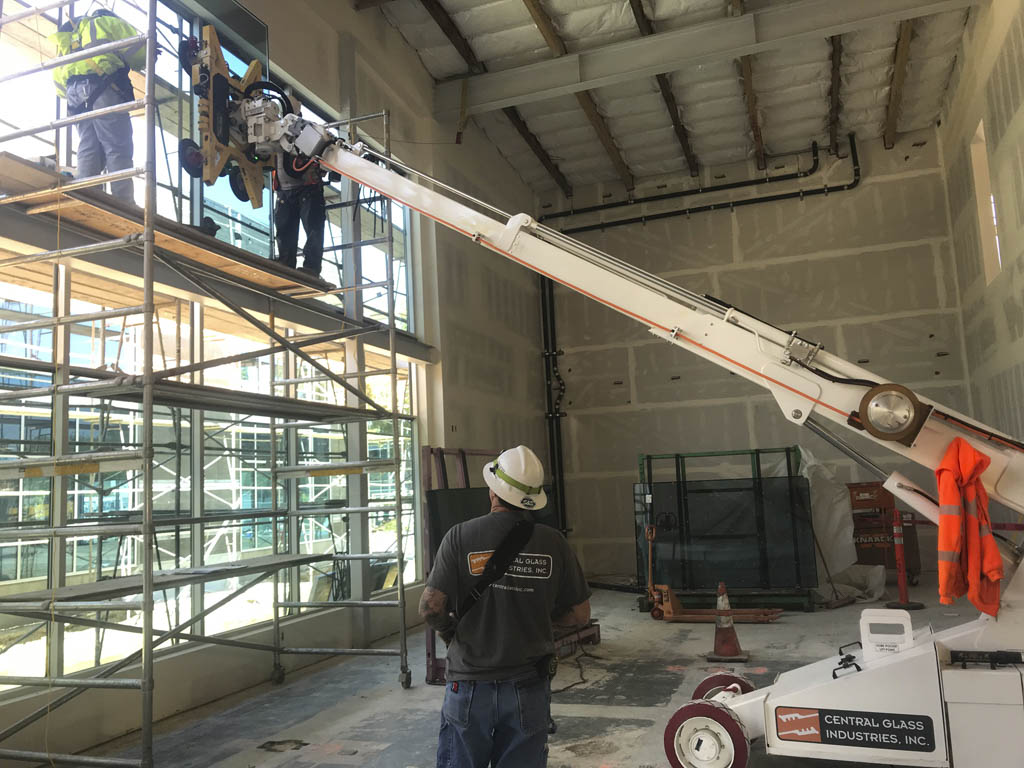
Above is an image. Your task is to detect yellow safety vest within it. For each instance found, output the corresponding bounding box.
[50,12,146,98]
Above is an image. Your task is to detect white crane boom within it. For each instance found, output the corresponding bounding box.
[236,105,1024,768]
[283,128,1024,524]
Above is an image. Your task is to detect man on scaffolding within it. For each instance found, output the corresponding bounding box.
[51,9,147,203]
[272,88,326,279]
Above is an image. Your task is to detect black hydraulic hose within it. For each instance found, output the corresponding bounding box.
[561,134,860,237]
[931,409,1024,453]
[540,142,820,222]
[243,80,294,116]
[793,358,880,390]
[686,294,879,389]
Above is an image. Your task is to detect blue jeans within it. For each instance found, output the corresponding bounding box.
[436,676,550,768]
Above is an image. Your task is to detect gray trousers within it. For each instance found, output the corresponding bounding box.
[66,79,135,202]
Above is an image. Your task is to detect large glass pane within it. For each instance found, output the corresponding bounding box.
[365,418,415,586]
[0,618,47,691]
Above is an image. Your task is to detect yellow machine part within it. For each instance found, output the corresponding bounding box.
[192,25,267,209]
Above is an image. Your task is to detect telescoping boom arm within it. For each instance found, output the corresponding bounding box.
[265,110,1024,527]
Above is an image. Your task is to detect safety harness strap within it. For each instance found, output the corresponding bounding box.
[455,518,534,619]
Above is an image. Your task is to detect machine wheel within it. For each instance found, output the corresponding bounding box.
[228,164,249,203]
[858,383,926,444]
[651,605,664,620]
[664,699,750,768]
[692,672,755,701]
[179,138,204,178]
[399,669,412,689]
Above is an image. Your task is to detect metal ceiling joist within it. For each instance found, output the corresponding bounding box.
[732,0,765,170]
[520,0,634,191]
[627,0,699,176]
[418,0,484,73]
[739,55,766,170]
[416,0,571,198]
[829,35,842,156]
[434,0,980,117]
[884,20,915,149]
[501,107,572,199]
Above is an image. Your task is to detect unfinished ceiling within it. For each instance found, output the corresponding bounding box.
[376,0,970,198]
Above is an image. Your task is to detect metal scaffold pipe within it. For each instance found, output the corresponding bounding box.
[0,100,145,144]
[0,35,147,84]
[0,0,76,29]
[140,2,158,765]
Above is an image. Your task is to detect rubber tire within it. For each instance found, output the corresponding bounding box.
[664,699,750,768]
[228,164,250,203]
[651,606,664,620]
[179,138,204,179]
[692,672,755,701]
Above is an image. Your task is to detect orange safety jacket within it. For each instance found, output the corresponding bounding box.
[935,437,1003,616]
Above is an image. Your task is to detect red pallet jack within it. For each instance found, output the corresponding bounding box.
[645,526,783,623]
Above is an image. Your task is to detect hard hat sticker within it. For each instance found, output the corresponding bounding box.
[775,707,934,752]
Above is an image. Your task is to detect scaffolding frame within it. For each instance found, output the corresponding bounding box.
[0,3,412,765]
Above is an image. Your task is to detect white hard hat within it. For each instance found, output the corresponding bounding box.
[483,445,547,511]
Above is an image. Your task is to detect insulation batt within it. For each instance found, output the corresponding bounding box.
[381,1,968,192]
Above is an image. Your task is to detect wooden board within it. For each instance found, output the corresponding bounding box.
[0,152,329,294]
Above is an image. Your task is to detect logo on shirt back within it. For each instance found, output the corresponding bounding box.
[467,551,553,579]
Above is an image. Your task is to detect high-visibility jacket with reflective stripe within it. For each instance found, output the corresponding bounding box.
[935,437,1003,616]
[50,13,146,98]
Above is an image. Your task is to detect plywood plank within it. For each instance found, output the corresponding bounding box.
[0,153,327,295]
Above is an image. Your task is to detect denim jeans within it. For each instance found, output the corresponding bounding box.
[436,676,550,768]
[274,184,325,276]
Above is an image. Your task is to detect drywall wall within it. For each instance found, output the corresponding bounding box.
[540,129,967,577]
[940,0,1024,457]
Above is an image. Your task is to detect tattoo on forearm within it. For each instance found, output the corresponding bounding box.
[419,586,454,634]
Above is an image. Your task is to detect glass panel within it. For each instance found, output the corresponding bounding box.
[201,517,285,635]
[0,618,47,691]
[365,419,415,585]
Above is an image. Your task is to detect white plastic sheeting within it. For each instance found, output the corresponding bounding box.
[380,1,968,195]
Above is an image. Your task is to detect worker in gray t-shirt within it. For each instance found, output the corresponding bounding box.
[420,445,590,768]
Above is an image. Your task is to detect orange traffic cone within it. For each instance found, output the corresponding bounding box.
[706,582,749,662]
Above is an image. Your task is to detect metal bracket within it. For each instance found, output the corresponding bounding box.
[781,332,822,367]
[492,213,535,253]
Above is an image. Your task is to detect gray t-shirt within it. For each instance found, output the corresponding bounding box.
[426,501,591,681]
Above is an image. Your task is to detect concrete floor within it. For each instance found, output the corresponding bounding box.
[95,578,967,767]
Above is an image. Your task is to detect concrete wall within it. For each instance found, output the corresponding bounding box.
[940,0,1024,455]
[541,130,967,577]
